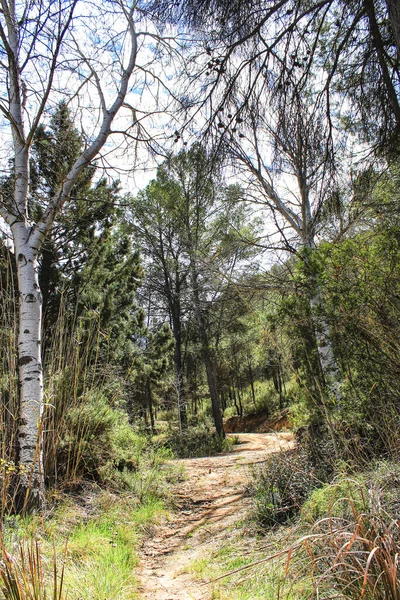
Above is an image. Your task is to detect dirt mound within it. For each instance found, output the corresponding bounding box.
[224,411,290,433]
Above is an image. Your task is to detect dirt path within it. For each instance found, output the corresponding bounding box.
[137,432,294,600]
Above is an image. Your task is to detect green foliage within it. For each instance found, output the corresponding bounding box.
[64,504,141,599]
[132,144,261,432]
[292,465,400,600]
[58,391,120,483]
[99,423,178,502]
[0,490,165,600]
[315,228,400,455]
[186,531,313,600]
[301,476,367,523]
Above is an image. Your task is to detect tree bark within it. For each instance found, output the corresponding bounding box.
[248,357,257,408]
[0,1,139,511]
[185,218,224,435]
[309,281,342,405]
[365,0,400,128]
[191,269,224,437]
[146,377,155,434]
[204,351,224,436]
[171,305,187,430]
[301,235,342,407]
[14,228,44,511]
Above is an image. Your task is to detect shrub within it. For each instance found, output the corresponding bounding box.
[249,448,316,528]
[301,476,367,523]
[163,425,237,458]
[54,391,120,484]
[302,460,400,524]
[162,424,232,458]
[288,463,400,599]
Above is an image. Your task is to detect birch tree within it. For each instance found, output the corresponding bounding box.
[225,87,345,405]
[0,0,169,510]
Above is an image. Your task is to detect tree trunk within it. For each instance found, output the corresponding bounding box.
[220,389,226,413]
[146,377,155,434]
[171,306,187,431]
[365,0,400,128]
[0,1,138,514]
[204,352,224,436]
[309,282,342,405]
[190,265,224,438]
[14,230,44,511]
[248,357,257,408]
[230,388,240,417]
[192,361,198,415]
[386,0,400,56]
[236,383,243,417]
[302,239,342,406]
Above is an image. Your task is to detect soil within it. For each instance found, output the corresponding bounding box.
[137,431,294,600]
[224,410,291,433]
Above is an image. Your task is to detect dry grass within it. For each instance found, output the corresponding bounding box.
[0,541,65,600]
[298,509,400,599]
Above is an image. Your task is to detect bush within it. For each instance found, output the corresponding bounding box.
[162,424,232,458]
[249,448,316,528]
[295,419,375,484]
[285,462,400,600]
[99,426,178,502]
[54,391,120,484]
[301,476,367,523]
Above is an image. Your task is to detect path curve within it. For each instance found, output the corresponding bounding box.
[137,432,294,600]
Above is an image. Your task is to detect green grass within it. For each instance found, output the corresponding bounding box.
[0,491,165,600]
[0,422,181,600]
[186,532,312,600]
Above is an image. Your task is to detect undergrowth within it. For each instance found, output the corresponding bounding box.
[248,447,317,528]
[196,450,400,600]
[159,424,237,458]
[186,528,312,599]
[0,425,176,600]
[0,489,165,600]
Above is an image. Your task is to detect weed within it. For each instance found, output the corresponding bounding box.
[301,476,368,523]
[187,531,311,600]
[295,510,400,599]
[0,489,165,600]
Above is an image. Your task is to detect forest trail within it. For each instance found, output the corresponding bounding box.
[137,432,295,600]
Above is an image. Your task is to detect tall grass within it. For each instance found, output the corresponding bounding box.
[43,298,119,486]
[0,490,165,600]
[0,541,65,600]
[0,255,174,597]
[306,512,400,599]
[293,472,400,600]
[0,248,20,517]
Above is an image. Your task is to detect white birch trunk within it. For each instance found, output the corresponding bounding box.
[0,0,139,510]
[309,281,342,404]
[304,235,341,406]
[13,224,44,508]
